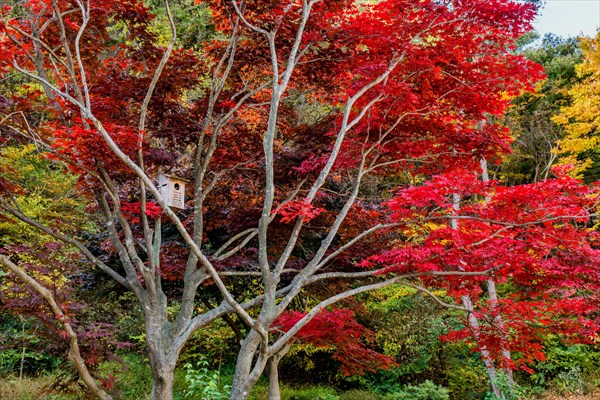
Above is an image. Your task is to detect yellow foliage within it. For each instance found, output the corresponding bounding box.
[370,283,417,302]
[0,145,93,246]
[553,33,600,178]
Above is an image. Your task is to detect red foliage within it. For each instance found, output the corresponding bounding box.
[51,123,140,175]
[121,201,162,224]
[273,308,395,376]
[364,169,600,369]
[277,200,326,224]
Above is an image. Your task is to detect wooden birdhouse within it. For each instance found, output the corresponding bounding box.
[158,174,187,209]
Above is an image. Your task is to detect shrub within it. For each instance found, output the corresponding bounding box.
[0,374,79,400]
[534,344,600,379]
[445,365,488,400]
[339,389,382,400]
[178,319,238,366]
[184,358,230,400]
[384,380,449,400]
[283,386,340,400]
[555,366,585,394]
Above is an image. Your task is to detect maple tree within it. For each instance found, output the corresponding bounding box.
[364,165,600,391]
[270,308,394,398]
[2,0,597,399]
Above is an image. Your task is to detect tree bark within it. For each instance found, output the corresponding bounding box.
[481,158,514,387]
[461,295,504,399]
[146,332,176,400]
[267,343,291,400]
[150,365,175,400]
[267,359,280,400]
[143,292,177,400]
[230,331,268,400]
[487,279,514,385]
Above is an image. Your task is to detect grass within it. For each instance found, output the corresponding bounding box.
[0,374,77,400]
[3,371,599,400]
[248,382,341,400]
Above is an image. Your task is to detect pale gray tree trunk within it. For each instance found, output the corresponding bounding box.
[142,287,178,400]
[147,330,176,400]
[149,363,176,400]
[461,295,503,399]
[480,158,514,387]
[268,362,281,400]
[267,343,291,400]
[452,195,504,398]
[230,331,269,400]
[486,279,514,385]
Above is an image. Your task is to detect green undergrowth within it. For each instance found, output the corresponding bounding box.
[1,349,598,400]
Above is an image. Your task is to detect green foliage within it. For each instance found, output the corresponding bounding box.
[361,286,458,377]
[524,34,582,96]
[98,353,187,399]
[528,343,600,394]
[444,361,488,400]
[278,342,341,385]
[500,34,583,184]
[283,386,339,400]
[183,358,230,400]
[146,0,216,50]
[107,354,155,399]
[179,318,238,366]
[0,315,61,377]
[383,380,449,400]
[349,286,475,398]
[483,371,526,400]
[339,389,382,400]
[554,366,585,394]
[0,348,58,377]
[249,384,347,400]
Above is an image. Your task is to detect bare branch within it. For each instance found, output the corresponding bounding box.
[268,269,482,355]
[0,198,132,292]
[399,280,470,312]
[139,0,176,133]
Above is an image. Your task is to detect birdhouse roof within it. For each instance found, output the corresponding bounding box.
[159,173,190,183]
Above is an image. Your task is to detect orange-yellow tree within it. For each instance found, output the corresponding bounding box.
[553,33,600,180]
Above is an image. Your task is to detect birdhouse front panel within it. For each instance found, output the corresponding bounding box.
[158,174,186,209]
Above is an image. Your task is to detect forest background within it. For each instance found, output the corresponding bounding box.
[0,0,599,399]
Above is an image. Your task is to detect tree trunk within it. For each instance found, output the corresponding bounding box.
[481,158,514,388]
[150,366,175,400]
[487,279,514,385]
[461,295,504,399]
[147,338,176,400]
[267,359,281,400]
[267,344,290,400]
[230,331,268,400]
[145,306,176,400]
[452,195,503,399]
